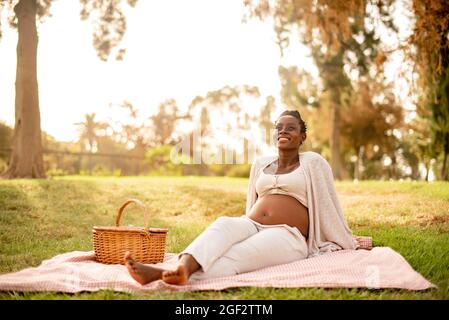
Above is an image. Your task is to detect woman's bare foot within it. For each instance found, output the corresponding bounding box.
[124,252,200,286]
[161,253,201,285]
[162,264,189,285]
[124,252,164,285]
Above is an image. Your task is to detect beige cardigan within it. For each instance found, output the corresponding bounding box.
[245,151,357,257]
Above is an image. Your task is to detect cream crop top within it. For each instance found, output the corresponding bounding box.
[255,163,308,208]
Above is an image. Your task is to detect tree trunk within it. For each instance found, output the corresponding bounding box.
[354,145,364,181]
[317,48,347,180]
[390,154,397,179]
[2,0,45,179]
[353,147,359,180]
[442,149,448,181]
[329,89,343,180]
[424,161,430,182]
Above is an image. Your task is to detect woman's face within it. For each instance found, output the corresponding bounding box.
[275,115,306,150]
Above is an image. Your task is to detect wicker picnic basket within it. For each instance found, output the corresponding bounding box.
[92,199,168,265]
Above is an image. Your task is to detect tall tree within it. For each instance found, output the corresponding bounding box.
[243,0,365,179]
[341,80,403,180]
[259,95,276,146]
[315,46,351,178]
[0,122,13,164]
[337,10,402,180]
[279,65,331,154]
[150,99,182,145]
[75,113,108,153]
[187,85,260,163]
[243,0,396,179]
[405,109,435,181]
[1,0,45,178]
[0,0,138,178]
[409,0,449,180]
[110,100,151,150]
[74,112,108,173]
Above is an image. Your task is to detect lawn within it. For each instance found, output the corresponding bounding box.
[0,176,448,300]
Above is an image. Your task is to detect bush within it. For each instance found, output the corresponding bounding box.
[46,168,69,177]
[92,164,112,176]
[145,145,184,176]
[226,164,251,178]
[0,158,8,174]
[113,169,122,177]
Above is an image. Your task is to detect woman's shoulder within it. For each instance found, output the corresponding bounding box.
[300,151,326,162]
[253,152,327,164]
[300,151,331,168]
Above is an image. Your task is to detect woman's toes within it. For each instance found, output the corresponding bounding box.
[161,267,188,285]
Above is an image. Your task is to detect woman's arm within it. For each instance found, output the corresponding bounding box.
[245,158,259,215]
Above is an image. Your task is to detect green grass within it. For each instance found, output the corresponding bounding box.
[0,176,448,300]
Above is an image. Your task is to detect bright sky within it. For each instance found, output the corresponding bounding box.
[0,0,312,142]
[0,0,415,145]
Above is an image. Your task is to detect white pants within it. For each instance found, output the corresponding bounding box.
[180,215,308,281]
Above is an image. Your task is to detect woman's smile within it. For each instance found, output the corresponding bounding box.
[278,136,291,142]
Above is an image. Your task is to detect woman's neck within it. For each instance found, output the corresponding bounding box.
[277,149,300,168]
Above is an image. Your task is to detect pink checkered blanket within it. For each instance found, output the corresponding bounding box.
[0,242,436,293]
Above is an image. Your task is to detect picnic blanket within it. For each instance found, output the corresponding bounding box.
[0,238,436,293]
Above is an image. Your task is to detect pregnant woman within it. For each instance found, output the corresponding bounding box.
[124,110,357,285]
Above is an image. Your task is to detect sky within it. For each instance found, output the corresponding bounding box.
[0,0,415,145]
[0,0,313,142]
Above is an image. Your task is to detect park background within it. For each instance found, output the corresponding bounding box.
[0,0,448,299]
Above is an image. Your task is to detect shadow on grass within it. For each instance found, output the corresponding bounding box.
[0,179,101,273]
[0,182,42,273]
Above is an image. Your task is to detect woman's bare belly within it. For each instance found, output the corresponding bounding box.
[247,194,309,239]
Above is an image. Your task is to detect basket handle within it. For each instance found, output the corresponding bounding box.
[115,199,149,229]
